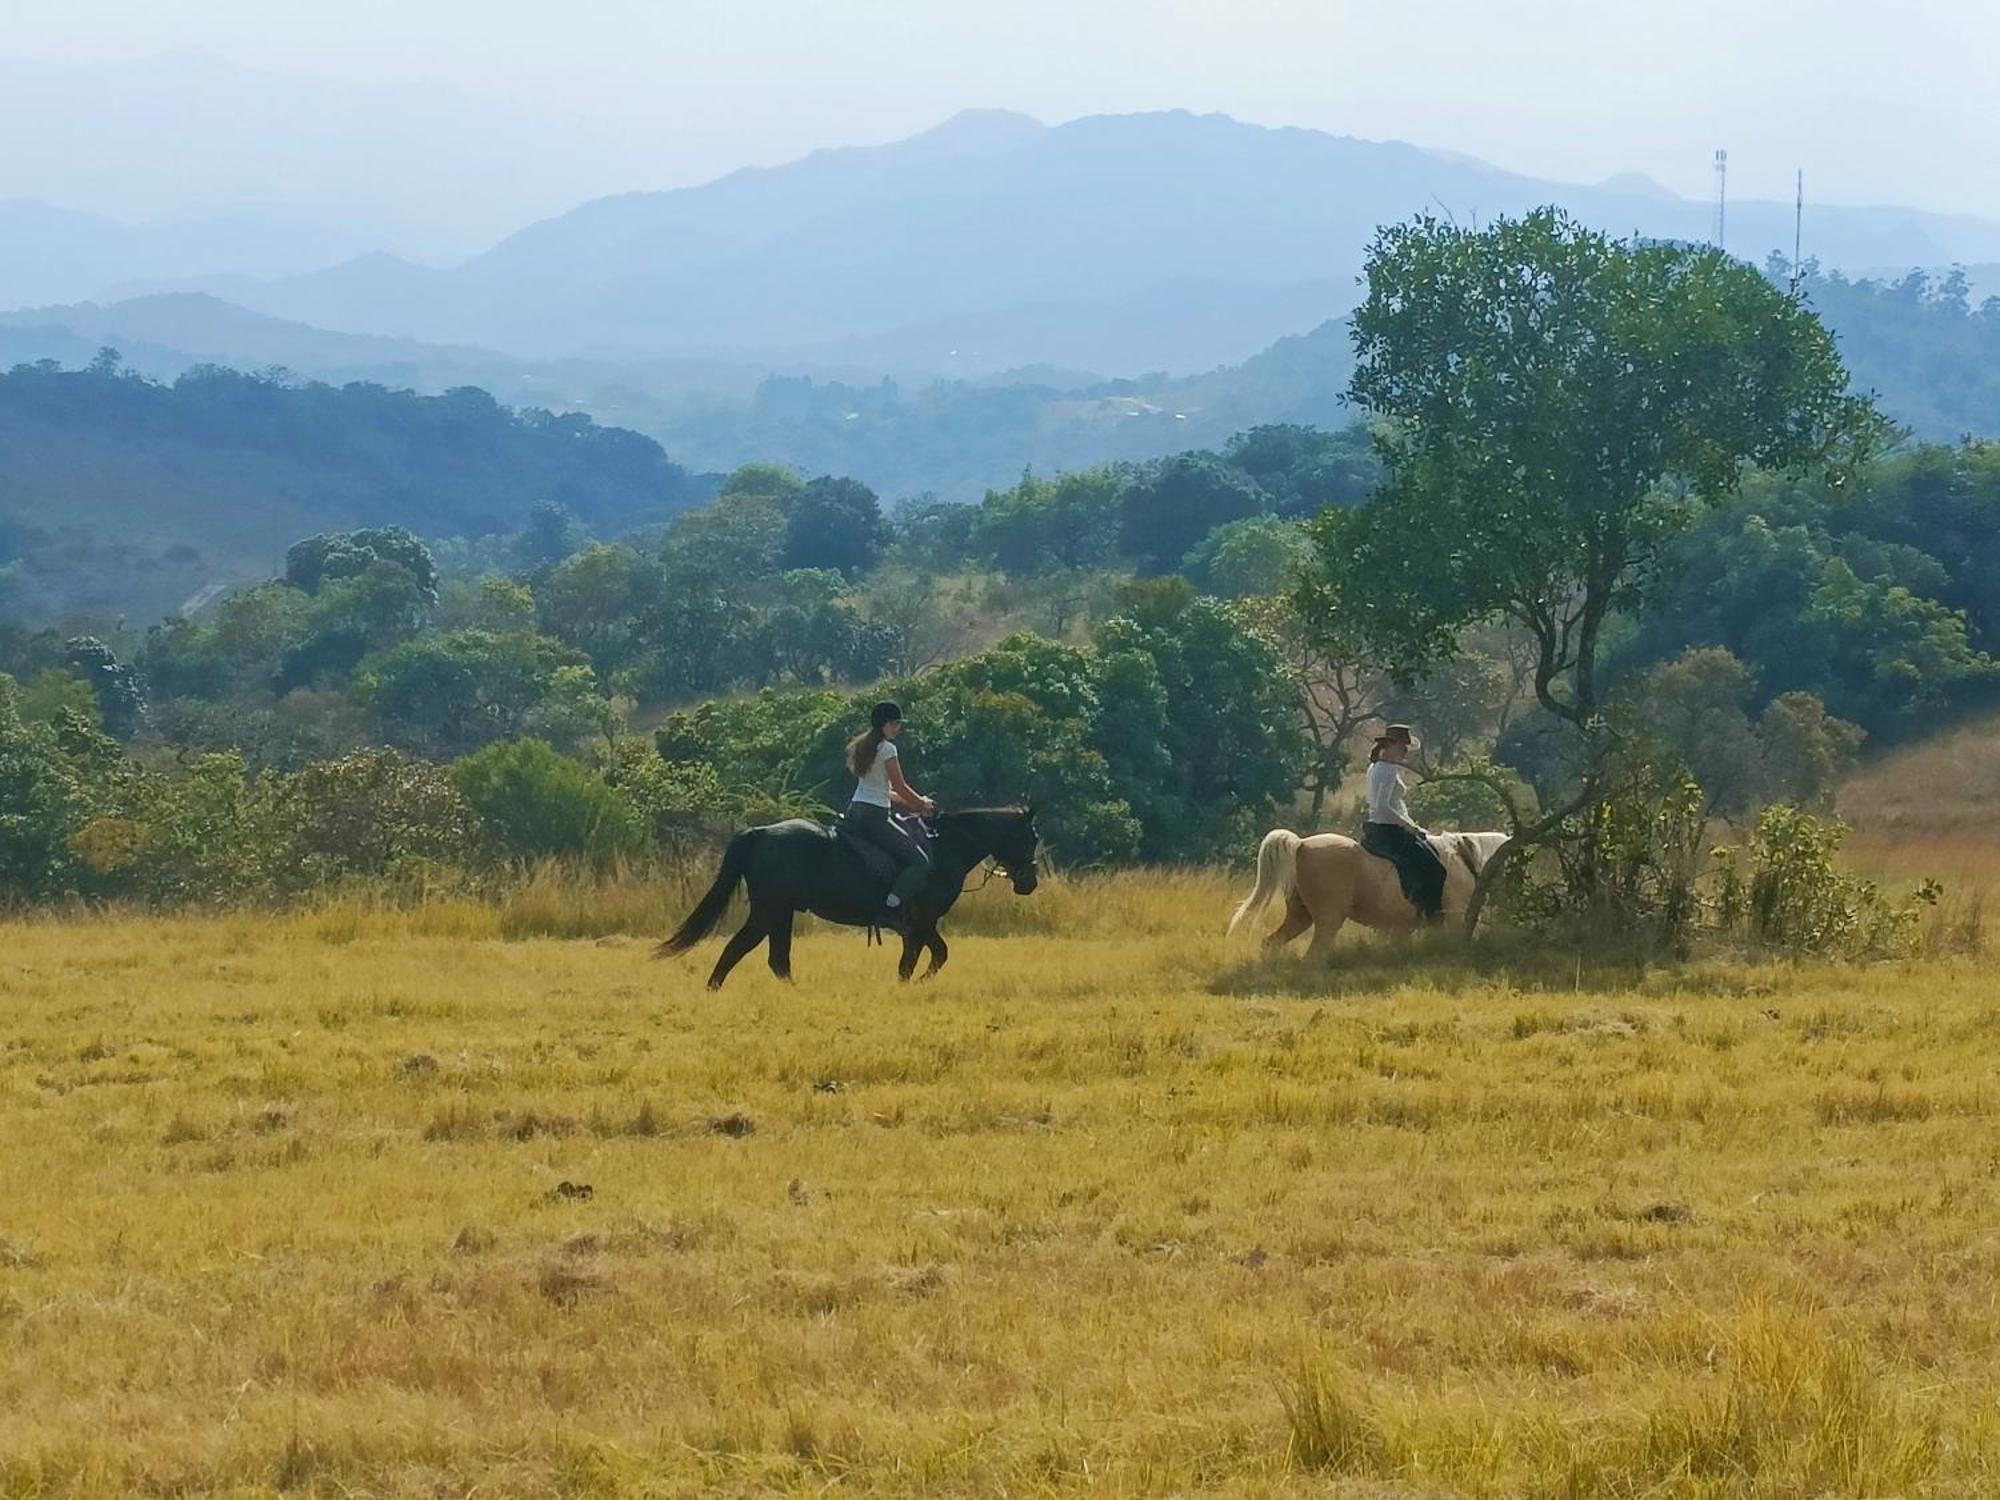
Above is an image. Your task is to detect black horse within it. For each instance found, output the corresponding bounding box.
[655,806,1041,989]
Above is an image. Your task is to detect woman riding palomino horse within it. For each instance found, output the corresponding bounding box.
[1361,724,1447,923]
[1228,723,1509,958]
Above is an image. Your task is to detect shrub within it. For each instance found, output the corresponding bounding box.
[126,752,276,905]
[1491,762,1709,957]
[452,739,646,867]
[1715,804,1931,959]
[0,684,138,900]
[604,741,742,861]
[268,749,478,891]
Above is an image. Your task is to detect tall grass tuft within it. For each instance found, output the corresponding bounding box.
[1282,1368,1390,1476]
[497,860,708,940]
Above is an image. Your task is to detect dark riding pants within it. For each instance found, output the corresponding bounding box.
[845,801,930,906]
[1362,822,1447,919]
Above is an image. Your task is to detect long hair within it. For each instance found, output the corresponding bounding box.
[1368,743,1383,765]
[846,727,885,777]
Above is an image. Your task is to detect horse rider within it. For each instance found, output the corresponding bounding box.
[1362,723,1447,922]
[844,700,937,920]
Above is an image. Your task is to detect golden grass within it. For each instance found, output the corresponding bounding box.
[4,863,2000,1496]
[1840,713,2000,838]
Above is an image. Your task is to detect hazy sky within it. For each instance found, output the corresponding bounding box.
[9,0,1999,220]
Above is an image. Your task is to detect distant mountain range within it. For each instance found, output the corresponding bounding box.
[0,49,655,291]
[106,108,2000,376]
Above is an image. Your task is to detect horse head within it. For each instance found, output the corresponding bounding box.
[1004,804,1041,895]
[941,805,1041,894]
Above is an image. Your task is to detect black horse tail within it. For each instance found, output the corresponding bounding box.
[655,830,756,958]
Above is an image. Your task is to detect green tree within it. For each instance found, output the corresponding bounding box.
[666,493,789,581]
[1295,209,1875,924]
[888,496,981,573]
[1757,692,1866,810]
[0,679,116,898]
[1222,423,1382,517]
[1117,453,1267,576]
[898,637,1143,863]
[1092,582,1304,860]
[1305,208,1872,730]
[65,636,146,738]
[125,752,275,905]
[978,468,1122,575]
[15,669,99,728]
[783,476,889,577]
[523,664,626,755]
[719,461,806,505]
[360,630,586,756]
[654,686,850,808]
[285,526,439,602]
[1181,516,1309,599]
[514,501,587,574]
[537,544,666,676]
[437,575,538,635]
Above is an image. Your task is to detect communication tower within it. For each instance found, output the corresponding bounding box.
[1792,169,1805,289]
[1713,149,1728,250]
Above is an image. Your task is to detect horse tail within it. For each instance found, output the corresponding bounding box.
[655,830,756,958]
[1229,829,1302,936]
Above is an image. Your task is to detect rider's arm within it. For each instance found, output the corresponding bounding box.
[1394,769,1428,838]
[886,754,934,814]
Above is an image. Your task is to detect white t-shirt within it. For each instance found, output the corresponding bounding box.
[853,737,898,808]
[1366,759,1419,831]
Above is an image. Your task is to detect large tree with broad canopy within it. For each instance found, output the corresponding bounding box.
[1293,209,1881,922]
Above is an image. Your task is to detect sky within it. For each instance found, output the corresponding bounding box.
[5,0,1998,226]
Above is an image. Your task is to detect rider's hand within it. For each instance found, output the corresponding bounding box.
[921,795,938,815]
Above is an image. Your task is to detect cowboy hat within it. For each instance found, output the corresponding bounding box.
[1374,723,1420,748]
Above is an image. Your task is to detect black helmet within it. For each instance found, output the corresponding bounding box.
[869,700,903,731]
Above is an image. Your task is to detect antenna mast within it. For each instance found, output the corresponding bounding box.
[1713,149,1728,251]
[1792,169,1804,290]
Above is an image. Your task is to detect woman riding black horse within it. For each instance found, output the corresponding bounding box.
[842,700,934,923]
[656,804,1041,990]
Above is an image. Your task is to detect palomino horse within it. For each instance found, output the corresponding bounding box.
[1228,829,1510,956]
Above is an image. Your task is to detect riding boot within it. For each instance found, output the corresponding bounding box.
[887,860,929,917]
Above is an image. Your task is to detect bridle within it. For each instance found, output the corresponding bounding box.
[928,810,1036,892]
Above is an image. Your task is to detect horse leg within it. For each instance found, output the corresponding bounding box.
[1264,890,1313,950]
[921,928,948,979]
[707,912,771,991]
[897,931,924,982]
[764,908,795,981]
[1306,910,1347,961]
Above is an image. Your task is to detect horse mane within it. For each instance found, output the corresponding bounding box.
[1445,831,1511,875]
[935,805,1028,821]
[933,806,1036,860]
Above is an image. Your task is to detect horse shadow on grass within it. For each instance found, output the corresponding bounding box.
[1209,928,1704,1000]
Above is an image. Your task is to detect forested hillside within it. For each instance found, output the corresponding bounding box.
[1790,262,2000,441]
[9,263,1998,512]
[0,357,711,621]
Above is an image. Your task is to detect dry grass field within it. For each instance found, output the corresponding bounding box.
[4,865,2000,1497]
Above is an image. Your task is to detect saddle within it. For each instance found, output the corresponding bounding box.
[1359,823,1436,909]
[831,812,934,891]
